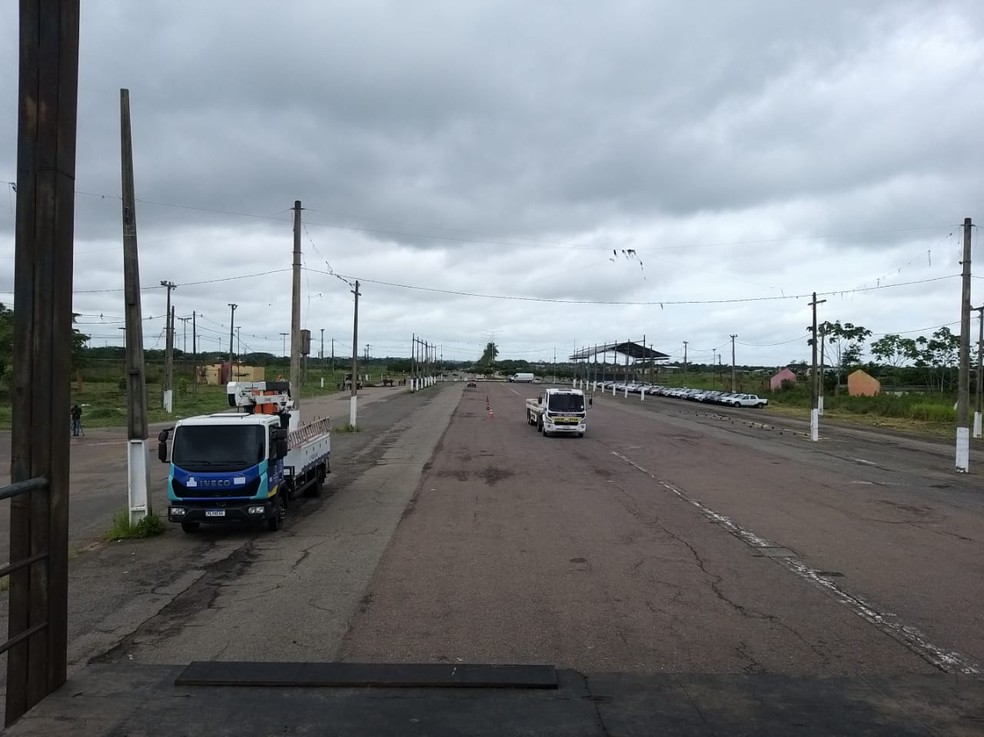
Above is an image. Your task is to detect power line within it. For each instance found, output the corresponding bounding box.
[303,269,959,307]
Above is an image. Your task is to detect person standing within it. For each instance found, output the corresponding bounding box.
[71,403,83,437]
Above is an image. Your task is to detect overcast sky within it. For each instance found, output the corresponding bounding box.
[2,1,983,369]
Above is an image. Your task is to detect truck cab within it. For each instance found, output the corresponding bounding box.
[526,388,587,437]
[159,381,330,533]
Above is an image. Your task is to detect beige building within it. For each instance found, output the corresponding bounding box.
[847,369,880,397]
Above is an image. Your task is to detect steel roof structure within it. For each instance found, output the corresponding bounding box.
[569,341,670,362]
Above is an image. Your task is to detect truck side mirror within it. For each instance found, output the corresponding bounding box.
[157,429,170,463]
[277,439,289,458]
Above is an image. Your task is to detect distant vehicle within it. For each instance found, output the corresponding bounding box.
[466,380,477,388]
[526,388,587,437]
[728,393,769,408]
[510,372,535,383]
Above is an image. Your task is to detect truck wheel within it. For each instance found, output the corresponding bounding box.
[577,432,584,438]
[305,469,324,498]
[267,497,285,532]
[181,521,200,534]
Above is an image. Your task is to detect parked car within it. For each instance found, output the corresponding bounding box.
[727,393,768,408]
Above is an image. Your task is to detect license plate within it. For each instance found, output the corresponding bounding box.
[205,509,225,518]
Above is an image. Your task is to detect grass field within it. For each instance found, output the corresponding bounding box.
[0,378,360,431]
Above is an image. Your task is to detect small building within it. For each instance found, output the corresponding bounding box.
[769,367,797,391]
[848,369,880,397]
[200,363,265,385]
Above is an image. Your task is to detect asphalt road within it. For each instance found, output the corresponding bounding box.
[2,381,984,734]
[339,383,984,676]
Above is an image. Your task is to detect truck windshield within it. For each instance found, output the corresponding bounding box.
[171,425,266,472]
[548,394,584,413]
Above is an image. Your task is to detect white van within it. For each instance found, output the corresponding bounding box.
[510,372,535,383]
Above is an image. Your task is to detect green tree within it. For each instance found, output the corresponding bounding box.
[0,304,89,383]
[820,320,872,394]
[0,303,12,387]
[922,326,960,392]
[477,341,499,371]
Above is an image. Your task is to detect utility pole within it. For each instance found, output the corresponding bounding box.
[176,315,190,353]
[236,326,241,358]
[683,341,688,377]
[192,310,197,395]
[160,280,176,412]
[818,324,826,416]
[280,332,289,356]
[973,306,984,439]
[808,292,826,442]
[350,280,361,426]
[730,334,737,392]
[331,338,335,381]
[7,4,80,722]
[227,303,237,382]
[291,200,302,406]
[956,217,973,472]
[120,89,152,532]
[320,328,325,365]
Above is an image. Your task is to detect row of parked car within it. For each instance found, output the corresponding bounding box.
[597,382,769,408]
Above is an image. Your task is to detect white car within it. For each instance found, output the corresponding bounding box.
[728,393,768,408]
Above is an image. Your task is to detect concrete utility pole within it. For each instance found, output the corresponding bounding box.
[160,280,176,412]
[177,315,190,353]
[808,292,826,442]
[683,341,688,376]
[291,200,302,406]
[120,88,153,533]
[956,217,973,472]
[280,332,289,356]
[350,280,361,426]
[331,337,335,379]
[973,306,983,439]
[8,3,80,722]
[818,325,826,416]
[227,303,237,381]
[730,334,737,392]
[320,327,324,364]
[192,310,197,395]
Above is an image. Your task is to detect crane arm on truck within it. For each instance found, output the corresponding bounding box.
[227,380,294,414]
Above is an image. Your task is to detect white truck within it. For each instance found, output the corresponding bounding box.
[727,393,769,408]
[526,387,587,437]
[157,381,330,533]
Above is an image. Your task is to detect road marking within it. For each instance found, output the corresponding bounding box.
[611,450,982,675]
[510,388,522,396]
[852,458,877,466]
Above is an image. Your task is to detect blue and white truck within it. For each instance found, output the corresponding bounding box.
[157,381,330,533]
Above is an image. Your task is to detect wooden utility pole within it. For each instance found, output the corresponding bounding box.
[291,200,302,404]
[6,3,79,724]
[956,217,973,472]
[350,280,361,426]
[808,292,826,442]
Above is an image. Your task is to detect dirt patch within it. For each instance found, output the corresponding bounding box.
[478,466,514,486]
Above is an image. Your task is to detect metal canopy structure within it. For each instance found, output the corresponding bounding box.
[569,341,669,363]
